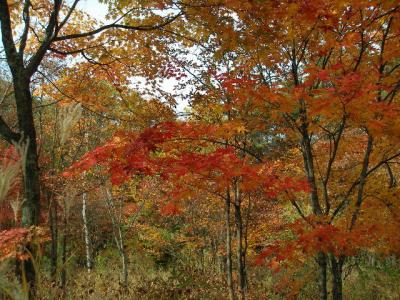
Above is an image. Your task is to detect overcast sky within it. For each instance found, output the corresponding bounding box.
[0,0,189,113]
[79,0,189,113]
[78,0,108,21]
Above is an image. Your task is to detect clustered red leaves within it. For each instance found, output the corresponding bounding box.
[63,121,311,199]
[255,220,378,272]
[123,202,139,218]
[160,201,182,216]
[53,2,400,295]
[219,66,400,136]
[0,228,29,261]
[0,227,49,261]
[1,145,20,169]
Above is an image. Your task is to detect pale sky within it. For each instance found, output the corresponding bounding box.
[76,0,190,113]
[77,0,108,22]
[0,0,189,113]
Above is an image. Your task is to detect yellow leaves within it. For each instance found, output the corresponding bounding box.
[225,120,247,134]
[287,3,300,16]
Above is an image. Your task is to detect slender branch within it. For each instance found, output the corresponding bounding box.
[0,82,13,105]
[0,0,21,73]
[349,133,373,229]
[322,116,346,214]
[19,0,31,57]
[54,12,183,42]
[48,41,112,56]
[0,115,21,143]
[26,0,62,77]
[171,136,263,163]
[330,149,400,222]
[353,10,365,72]
[58,0,80,29]
[288,195,311,226]
[385,162,396,188]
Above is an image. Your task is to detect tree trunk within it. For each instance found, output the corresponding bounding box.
[331,256,344,300]
[116,220,128,289]
[82,193,93,272]
[300,125,327,299]
[317,252,328,300]
[60,210,67,294]
[14,81,41,227]
[225,189,235,300]
[49,195,58,281]
[120,239,128,289]
[105,189,128,289]
[15,244,36,299]
[234,181,246,300]
[243,196,252,292]
[14,82,41,299]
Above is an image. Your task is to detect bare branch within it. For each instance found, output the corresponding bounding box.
[0,0,21,73]
[58,0,80,29]
[330,149,400,222]
[26,0,63,76]
[54,12,184,42]
[19,0,31,57]
[0,115,21,143]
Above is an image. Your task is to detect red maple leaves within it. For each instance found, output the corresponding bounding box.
[0,227,49,261]
[63,121,310,209]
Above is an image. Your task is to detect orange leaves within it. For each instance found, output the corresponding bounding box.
[123,202,139,217]
[316,69,330,81]
[63,120,310,220]
[295,223,356,257]
[0,228,30,261]
[256,220,375,270]
[160,201,181,216]
[340,32,360,48]
[0,226,49,261]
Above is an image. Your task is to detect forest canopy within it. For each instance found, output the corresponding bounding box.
[1,0,400,299]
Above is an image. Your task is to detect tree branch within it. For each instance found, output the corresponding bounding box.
[0,115,21,143]
[0,0,21,73]
[330,149,400,222]
[349,133,373,229]
[54,12,183,42]
[19,0,31,58]
[58,0,80,29]
[26,0,62,77]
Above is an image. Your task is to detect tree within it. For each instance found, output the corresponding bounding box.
[207,1,400,299]
[0,1,182,294]
[64,116,311,299]
[0,0,182,226]
[2,0,400,298]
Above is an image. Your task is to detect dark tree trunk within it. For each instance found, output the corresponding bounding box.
[13,80,41,227]
[12,80,41,300]
[1,3,42,295]
[225,189,235,300]
[317,252,328,300]
[234,181,246,300]
[15,244,36,299]
[331,256,344,300]
[300,121,327,300]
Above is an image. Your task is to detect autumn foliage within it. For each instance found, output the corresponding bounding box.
[1,0,400,299]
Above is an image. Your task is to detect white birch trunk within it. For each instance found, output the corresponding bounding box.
[82,192,92,272]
